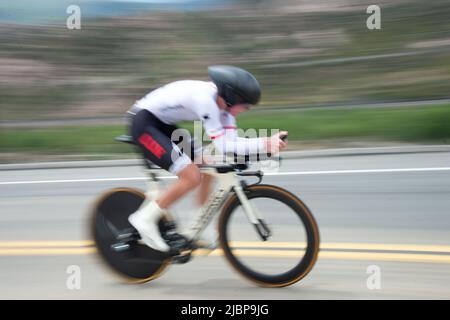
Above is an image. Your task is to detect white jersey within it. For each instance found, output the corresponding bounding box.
[130,80,265,155]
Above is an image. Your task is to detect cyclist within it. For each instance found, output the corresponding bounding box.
[127,65,288,252]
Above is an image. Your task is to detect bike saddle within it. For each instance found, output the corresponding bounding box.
[115,135,135,145]
[115,135,160,170]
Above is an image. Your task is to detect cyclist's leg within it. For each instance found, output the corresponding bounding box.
[197,172,214,207]
[185,139,215,207]
[129,110,201,251]
[185,153,217,247]
[157,163,201,209]
[132,111,203,206]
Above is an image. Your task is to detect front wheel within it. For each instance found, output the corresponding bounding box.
[218,184,320,287]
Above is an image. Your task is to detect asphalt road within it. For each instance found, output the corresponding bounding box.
[1,151,450,299]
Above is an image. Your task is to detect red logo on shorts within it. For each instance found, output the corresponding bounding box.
[138,133,167,159]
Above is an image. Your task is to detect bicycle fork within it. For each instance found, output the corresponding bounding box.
[233,182,272,241]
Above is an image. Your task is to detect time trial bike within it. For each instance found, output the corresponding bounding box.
[91,135,320,287]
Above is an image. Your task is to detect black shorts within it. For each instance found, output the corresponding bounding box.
[129,109,194,174]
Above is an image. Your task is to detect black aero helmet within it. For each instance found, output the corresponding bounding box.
[208,65,261,106]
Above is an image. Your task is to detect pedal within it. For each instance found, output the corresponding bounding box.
[160,220,190,250]
[171,250,193,264]
[158,220,195,262]
[166,233,191,252]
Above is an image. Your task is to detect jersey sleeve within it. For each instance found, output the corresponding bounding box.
[193,97,266,156]
[220,113,266,155]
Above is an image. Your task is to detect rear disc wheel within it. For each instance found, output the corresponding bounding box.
[91,188,169,283]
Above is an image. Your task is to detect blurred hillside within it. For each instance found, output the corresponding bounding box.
[1,0,450,120]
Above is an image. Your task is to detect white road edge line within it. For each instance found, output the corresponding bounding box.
[264,167,450,176]
[1,167,450,185]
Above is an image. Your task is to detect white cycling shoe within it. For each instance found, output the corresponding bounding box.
[128,200,171,252]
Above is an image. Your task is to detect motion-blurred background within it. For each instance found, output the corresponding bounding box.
[1,0,450,162]
[1,1,450,300]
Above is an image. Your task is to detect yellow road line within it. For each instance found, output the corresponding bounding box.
[0,241,94,248]
[0,247,96,256]
[1,241,450,253]
[1,241,450,265]
[229,242,450,253]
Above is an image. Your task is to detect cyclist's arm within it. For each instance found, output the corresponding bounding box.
[219,113,266,154]
[195,100,266,155]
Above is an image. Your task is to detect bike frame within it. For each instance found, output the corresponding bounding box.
[142,164,265,243]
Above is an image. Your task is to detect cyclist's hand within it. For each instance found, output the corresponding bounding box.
[266,131,288,154]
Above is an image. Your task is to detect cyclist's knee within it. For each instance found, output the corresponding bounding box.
[178,163,202,188]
